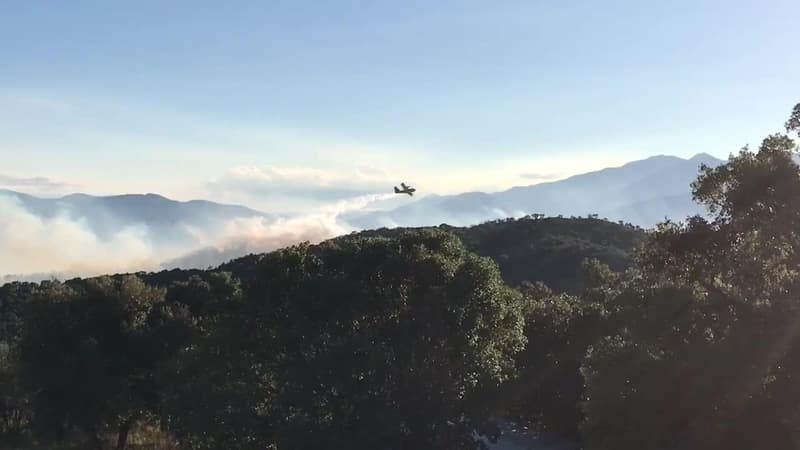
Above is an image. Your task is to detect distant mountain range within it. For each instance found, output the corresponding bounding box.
[0,189,270,240]
[342,153,725,229]
[1,153,727,280]
[0,190,273,280]
[0,154,725,239]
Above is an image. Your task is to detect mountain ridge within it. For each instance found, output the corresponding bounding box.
[0,189,273,255]
[343,153,726,229]
[0,189,266,216]
[2,152,726,281]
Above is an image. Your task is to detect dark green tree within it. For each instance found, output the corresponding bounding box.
[15,275,173,450]
[0,282,37,441]
[0,340,28,441]
[786,101,800,134]
[498,260,623,444]
[581,102,800,450]
[157,272,268,450]
[170,230,527,449]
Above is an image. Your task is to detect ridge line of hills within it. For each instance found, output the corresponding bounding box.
[343,152,725,229]
[1,152,725,230]
[6,216,646,295]
[1,152,725,281]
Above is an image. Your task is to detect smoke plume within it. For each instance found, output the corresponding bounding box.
[0,193,397,282]
[163,193,397,269]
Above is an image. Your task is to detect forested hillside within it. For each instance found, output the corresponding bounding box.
[342,217,644,293]
[0,103,798,450]
[122,215,644,299]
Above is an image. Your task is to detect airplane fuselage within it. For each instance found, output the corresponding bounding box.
[394,184,415,196]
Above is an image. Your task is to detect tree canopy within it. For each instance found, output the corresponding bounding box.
[14,276,181,449]
[165,230,527,449]
[580,102,800,450]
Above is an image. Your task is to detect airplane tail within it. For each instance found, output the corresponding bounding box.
[394,186,400,193]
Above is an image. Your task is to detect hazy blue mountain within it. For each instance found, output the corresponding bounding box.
[343,153,725,229]
[0,190,270,241]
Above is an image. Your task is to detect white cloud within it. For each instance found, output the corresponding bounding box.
[0,174,77,196]
[0,90,639,204]
[220,165,388,192]
[205,165,395,213]
[519,171,561,181]
[0,91,440,200]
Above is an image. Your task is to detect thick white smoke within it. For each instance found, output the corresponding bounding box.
[0,193,396,282]
[0,196,163,278]
[164,193,397,269]
[222,193,395,247]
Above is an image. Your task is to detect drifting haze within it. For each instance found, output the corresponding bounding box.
[0,192,396,282]
[0,196,160,279]
[164,193,397,269]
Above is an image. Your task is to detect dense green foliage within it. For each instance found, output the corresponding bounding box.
[337,216,644,294]
[0,102,797,450]
[581,129,800,450]
[114,216,642,301]
[497,265,617,443]
[453,217,642,293]
[0,282,37,443]
[164,231,527,449]
[15,277,185,449]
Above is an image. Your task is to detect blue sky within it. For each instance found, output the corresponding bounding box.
[1,0,798,211]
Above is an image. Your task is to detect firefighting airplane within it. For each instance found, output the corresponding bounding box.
[393,182,416,196]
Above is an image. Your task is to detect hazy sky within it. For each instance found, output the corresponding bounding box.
[2,0,798,211]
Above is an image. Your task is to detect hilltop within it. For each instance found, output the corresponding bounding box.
[147,216,646,295]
